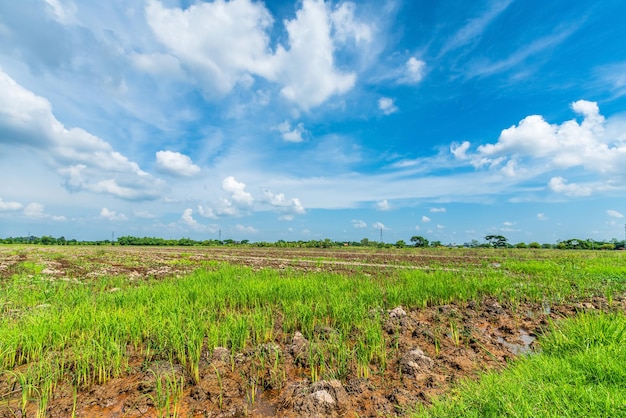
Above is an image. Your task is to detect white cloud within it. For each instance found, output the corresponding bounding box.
[235,224,258,234]
[277,121,307,143]
[378,97,398,115]
[146,0,275,96]
[263,189,305,215]
[414,225,420,231]
[456,101,626,193]
[0,69,161,201]
[330,2,372,44]
[146,0,366,110]
[22,202,64,221]
[451,141,471,160]
[436,224,444,229]
[100,207,128,221]
[548,177,592,197]
[352,219,367,228]
[198,198,240,219]
[422,216,431,223]
[24,203,46,219]
[197,205,217,219]
[155,150,201,177]
[537,213,548,221]
[430,207,446,213]
[279,214,294,221]
[398,57,426,84]
[372,221,388,230]
[222,176,254,206]
[607,209,624,218]
[375,199,390,210]
[0,198,22,211]
[181,208,199,228]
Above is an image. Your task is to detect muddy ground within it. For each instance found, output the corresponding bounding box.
[1,246,624,417]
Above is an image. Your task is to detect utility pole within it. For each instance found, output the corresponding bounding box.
[380,227,383,243]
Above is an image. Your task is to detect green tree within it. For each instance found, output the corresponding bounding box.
[485,235,508,248]
[395,240,406,248]
[410,235,429,248]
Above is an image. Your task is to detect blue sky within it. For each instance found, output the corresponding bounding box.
[1,0,626,244]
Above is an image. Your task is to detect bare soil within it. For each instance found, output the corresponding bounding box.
[1,246,624,417]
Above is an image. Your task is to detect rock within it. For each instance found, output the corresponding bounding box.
[389,306,407,318]
[400,349,434,376]
[289,332,310,366]
[310,389,335,406]
[279,380,348,417]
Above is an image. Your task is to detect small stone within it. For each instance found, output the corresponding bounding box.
[311,390,335,406]
[389,306,407,318]
[400,349,434,376]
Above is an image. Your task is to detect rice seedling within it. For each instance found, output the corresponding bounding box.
[0,245,624,416]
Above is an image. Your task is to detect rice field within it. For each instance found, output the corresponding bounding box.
[0,245,625,417]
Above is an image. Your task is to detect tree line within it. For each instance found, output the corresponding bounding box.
[0,234,624,250]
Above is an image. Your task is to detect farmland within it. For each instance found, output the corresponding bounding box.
[0,245,625,417]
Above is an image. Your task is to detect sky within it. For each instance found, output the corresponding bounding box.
[1,0,626,245]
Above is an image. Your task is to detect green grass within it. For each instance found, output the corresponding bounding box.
[0,246,625,414]
[414,312,626,418]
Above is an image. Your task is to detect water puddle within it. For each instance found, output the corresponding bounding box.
[497,329,536,355]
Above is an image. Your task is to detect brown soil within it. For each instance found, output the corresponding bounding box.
[1,246,624,417]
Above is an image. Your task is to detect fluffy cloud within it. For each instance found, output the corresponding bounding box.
[277,121,307,143]
[537,213,548,221]
[263,189,306,215]
[22,202,66,221]
[422,216,431,223]
[330,2,372,44]
[399,57,426,84]
[607,209,624,218]
[100,207,128,221]
[235,224,258,233]
[146,0,368,110]
[222,176,254,206]
[0,69,161,201]
[24,203,46,219]
[430,207,446,213]
[469,101,625,175]
[155,150,201,177]
[0,198,22,211]
[548,177,592,197]
[452,100,626,196]
[378,97,398,115]
[375,199,390,210]
[372,221,388,230]
[181,208,219,232]
[352,219,367,228]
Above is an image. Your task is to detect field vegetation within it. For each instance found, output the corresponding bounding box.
[0,245,624,417]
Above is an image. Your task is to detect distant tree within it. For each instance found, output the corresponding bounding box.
[515,242,528,248]
[485,235,508,248]
[410,236,429,248]
[395,240,406,248]
[430,240,442,247]
[528,242,541,249]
